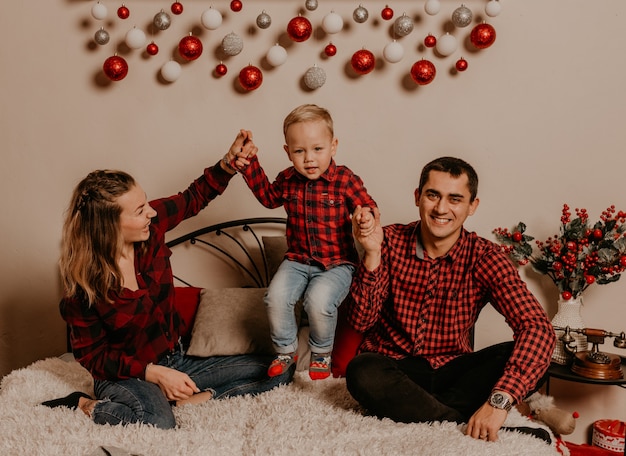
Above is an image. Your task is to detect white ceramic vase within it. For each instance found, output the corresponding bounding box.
[551,295,588,365]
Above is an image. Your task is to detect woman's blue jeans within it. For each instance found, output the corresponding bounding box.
[92,344,294,429]
[265,260,355,355]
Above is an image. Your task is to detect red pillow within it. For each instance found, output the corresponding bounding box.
[331,303,364,378]
[174,286,202,338]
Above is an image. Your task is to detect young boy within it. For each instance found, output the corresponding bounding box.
[236,104,377,380]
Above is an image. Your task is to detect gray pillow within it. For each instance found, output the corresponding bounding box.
[187,288,273,356]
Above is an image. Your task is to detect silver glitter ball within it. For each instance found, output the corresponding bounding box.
[153,10,171,31]
[304,65,326,90]
[451,5,473,28]
[94,28,110,45]
[256,11,272,29]
[305,0,318,11]
[353,5,369,23]
[222,32,243,56]
[393,14,414,37]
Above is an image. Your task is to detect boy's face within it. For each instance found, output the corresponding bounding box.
[283,120,337,180]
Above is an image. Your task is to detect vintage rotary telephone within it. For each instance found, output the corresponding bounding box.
[554,326,626,380]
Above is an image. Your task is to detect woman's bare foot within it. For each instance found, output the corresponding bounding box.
[77,397,98,417]
[176,390,214,406]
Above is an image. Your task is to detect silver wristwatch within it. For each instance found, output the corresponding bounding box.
[488,392,513,412]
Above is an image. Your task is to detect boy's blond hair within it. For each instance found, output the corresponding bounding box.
[283,104,334,139]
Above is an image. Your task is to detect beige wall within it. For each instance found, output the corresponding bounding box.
[2,0,625,444]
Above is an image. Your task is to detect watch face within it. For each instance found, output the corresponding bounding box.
[491,393,504,406]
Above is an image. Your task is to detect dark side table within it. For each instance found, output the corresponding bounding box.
[545,356,626,394]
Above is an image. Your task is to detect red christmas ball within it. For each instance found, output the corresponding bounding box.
[103,55,128,81]
[117,5,130,19]
[146,42,159,56]
[171,2,183,15]
[351,49,375,75]
[455,58,468,72]
[381,6,394,20]
[470,23,496,49]
[230,0,243,12]
[424,34,437,48]
[287,16,313,42]
[410,59,436,85]
[325,43,337,57]
[561,291,572,301]
[215,63,228,76]
[178,35,203,61]
[238,65,263,91]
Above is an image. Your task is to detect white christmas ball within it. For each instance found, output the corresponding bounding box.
[304,66,326,90]
[161,61,182,82]
[125,27,146,50]
[322,12,344,34]
[201,8,223,30]
[266,44,287,67]
[424,0,441,16]
[222,32,243,56]
[436,33,457,56]
[485,0,502,17]
[91,2,108,20]
[383,41,404,63]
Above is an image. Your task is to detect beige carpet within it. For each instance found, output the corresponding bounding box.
[0,357,565,456]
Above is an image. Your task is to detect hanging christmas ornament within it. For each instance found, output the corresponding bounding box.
[424,34,437,48]
[381,5,394,21]
[154,10,172,31]
[91,2,108,20]
[410,59,436,85]
[451,5,472,28]
[305,0,318,11]
[324,43,337,57]
[256,11,272,29]
[436,33,457,56]
[94,28,110,45]
[455,57,468,71]
[239,65,263,91]
[424,0,441,16]
[304,65,326,90]
[287,16,313,42]
[222,32,244,56]
[161,61,182,82]
[383,40,404,63]
[103,55,128,81]
[201,8,222,30]
[470,23,496,49]
[393,14,414,37]
[179,34,203,61]
[230,0,243,12]
[215,62,228,76]
[351,49,375,75]
[171,2,184,15]
[322,11,344,34]
[125,27,146,50]
[266,44,288,66]
[146,41,159,55]
[485,0,501,18]
[353,5,369,24]
[117,5,130,19]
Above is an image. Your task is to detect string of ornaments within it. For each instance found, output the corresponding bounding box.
[93,0,501,90]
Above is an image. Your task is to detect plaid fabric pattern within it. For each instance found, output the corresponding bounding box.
[241,156,377,268]
[61,162,233,381]
[348,221,556,402]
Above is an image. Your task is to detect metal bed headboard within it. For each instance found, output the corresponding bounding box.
[166,217,287,288]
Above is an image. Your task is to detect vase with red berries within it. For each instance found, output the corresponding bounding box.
[494,204,626,364]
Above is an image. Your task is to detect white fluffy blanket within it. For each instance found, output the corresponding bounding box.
[0,357,565,456]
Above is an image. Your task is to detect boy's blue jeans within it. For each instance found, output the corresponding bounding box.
[92,344,294,429]
[266,259,355,355]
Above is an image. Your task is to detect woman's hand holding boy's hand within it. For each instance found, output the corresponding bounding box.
[221,129,257,174]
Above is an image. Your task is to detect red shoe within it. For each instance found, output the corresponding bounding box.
[268,353,298,377]
[309,353,331,380]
